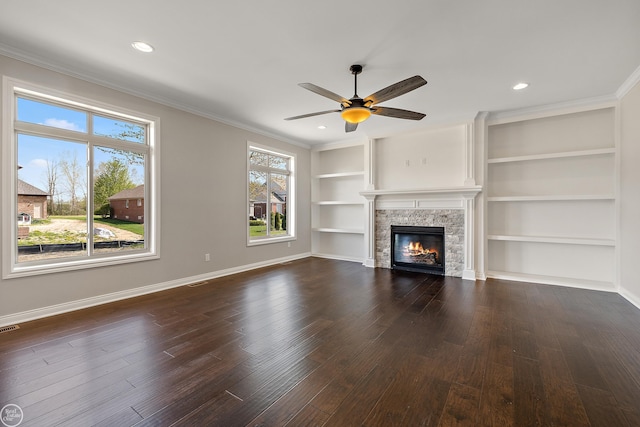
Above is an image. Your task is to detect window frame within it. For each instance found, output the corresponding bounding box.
[247,142,296,246]
[2,77,161,279]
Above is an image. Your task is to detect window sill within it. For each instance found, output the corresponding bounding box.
[4,251,159,279]
[247,236,296,247]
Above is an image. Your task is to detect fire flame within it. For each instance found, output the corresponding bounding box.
[402,242,440,265]
[404,241,437,257]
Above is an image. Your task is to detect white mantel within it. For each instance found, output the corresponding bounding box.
[360,186,482,202]
[360,185,482,280]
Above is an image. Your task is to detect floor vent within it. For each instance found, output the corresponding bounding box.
[187,281,209,288]
[0,324,20,334]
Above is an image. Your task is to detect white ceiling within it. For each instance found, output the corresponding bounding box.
[1,0,639,146]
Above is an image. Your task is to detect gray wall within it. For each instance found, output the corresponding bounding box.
[0,55,311,319]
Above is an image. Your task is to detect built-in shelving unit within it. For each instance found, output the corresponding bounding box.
[486,105,617,290]
[311,143,366,262]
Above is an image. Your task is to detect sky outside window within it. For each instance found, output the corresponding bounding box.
[16,98,145,193]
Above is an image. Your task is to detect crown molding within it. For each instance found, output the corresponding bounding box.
[0,44,311,150]
[487,95,618,125]
[616,64,640,99]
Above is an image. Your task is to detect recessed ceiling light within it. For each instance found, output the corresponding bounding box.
[131,41,154,53]
[318,125,327,130]
[513,82,529,91]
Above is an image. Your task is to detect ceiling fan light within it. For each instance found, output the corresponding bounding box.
[341,107,371,124]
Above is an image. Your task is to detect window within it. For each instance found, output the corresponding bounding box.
[248,144,295,245]
[2,78,159,278]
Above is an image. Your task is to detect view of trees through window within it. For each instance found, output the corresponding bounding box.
[248,148,291,241]
[14,94,149,264]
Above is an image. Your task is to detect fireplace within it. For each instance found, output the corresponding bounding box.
[391,225,445,275]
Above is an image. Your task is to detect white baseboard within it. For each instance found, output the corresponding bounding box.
[0,252,311,328]
[486,270,616,293]
[619,287,640,310]
[311,252,364,264]
[462,269,478,281]
[362,258,375,268]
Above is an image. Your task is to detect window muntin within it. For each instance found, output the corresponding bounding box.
[248,146,294,244]
[4,81,157,277]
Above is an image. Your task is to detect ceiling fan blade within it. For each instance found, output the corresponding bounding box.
[371,106,426,120]
[364,75,427,106]
[345,122,358,132]
[299,83,351,106]
[284,109,340,121]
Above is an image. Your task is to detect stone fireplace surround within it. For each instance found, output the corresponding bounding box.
[378,209,463,276]
[360,187,482,280]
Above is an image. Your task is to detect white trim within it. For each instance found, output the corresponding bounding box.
[247,236,297,247]
[311,138,366,152]
[0,252,311,328]
[314,171,365,179]
[312,201,364,206]
[247,142,296,246]
[613,100,621,292]
[487,235,615,246]
[360,186,482,200]
[619,287,640,310]
[462,270,477,281]
[2,76,16,280]
[487,148,616,164]
[2,76,160,279]
[0,44,311,149]
[487,96,617,125]
[311,253,364,264]
[616,64,640,99]
[486,270,616,292]
[464,122,476,186]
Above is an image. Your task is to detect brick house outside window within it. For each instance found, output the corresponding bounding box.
[108,185,144,223]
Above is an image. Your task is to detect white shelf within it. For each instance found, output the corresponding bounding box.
[312,201,364,206]
[487,234,615,246]
[487,195,615,202]
[487,148,615,164]
[312,228,365,235]
[314,171,365,179]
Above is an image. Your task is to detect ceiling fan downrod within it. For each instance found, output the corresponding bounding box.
[350,64,363,98]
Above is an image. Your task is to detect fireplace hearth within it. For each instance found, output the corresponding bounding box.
[391,225,445,275]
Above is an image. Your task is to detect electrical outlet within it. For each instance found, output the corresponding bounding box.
[287,242,291,248]
[205,253,210,262]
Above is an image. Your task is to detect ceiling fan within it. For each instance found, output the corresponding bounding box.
[285,64,427,133]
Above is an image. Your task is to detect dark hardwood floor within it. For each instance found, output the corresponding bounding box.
[2,257,640,426]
